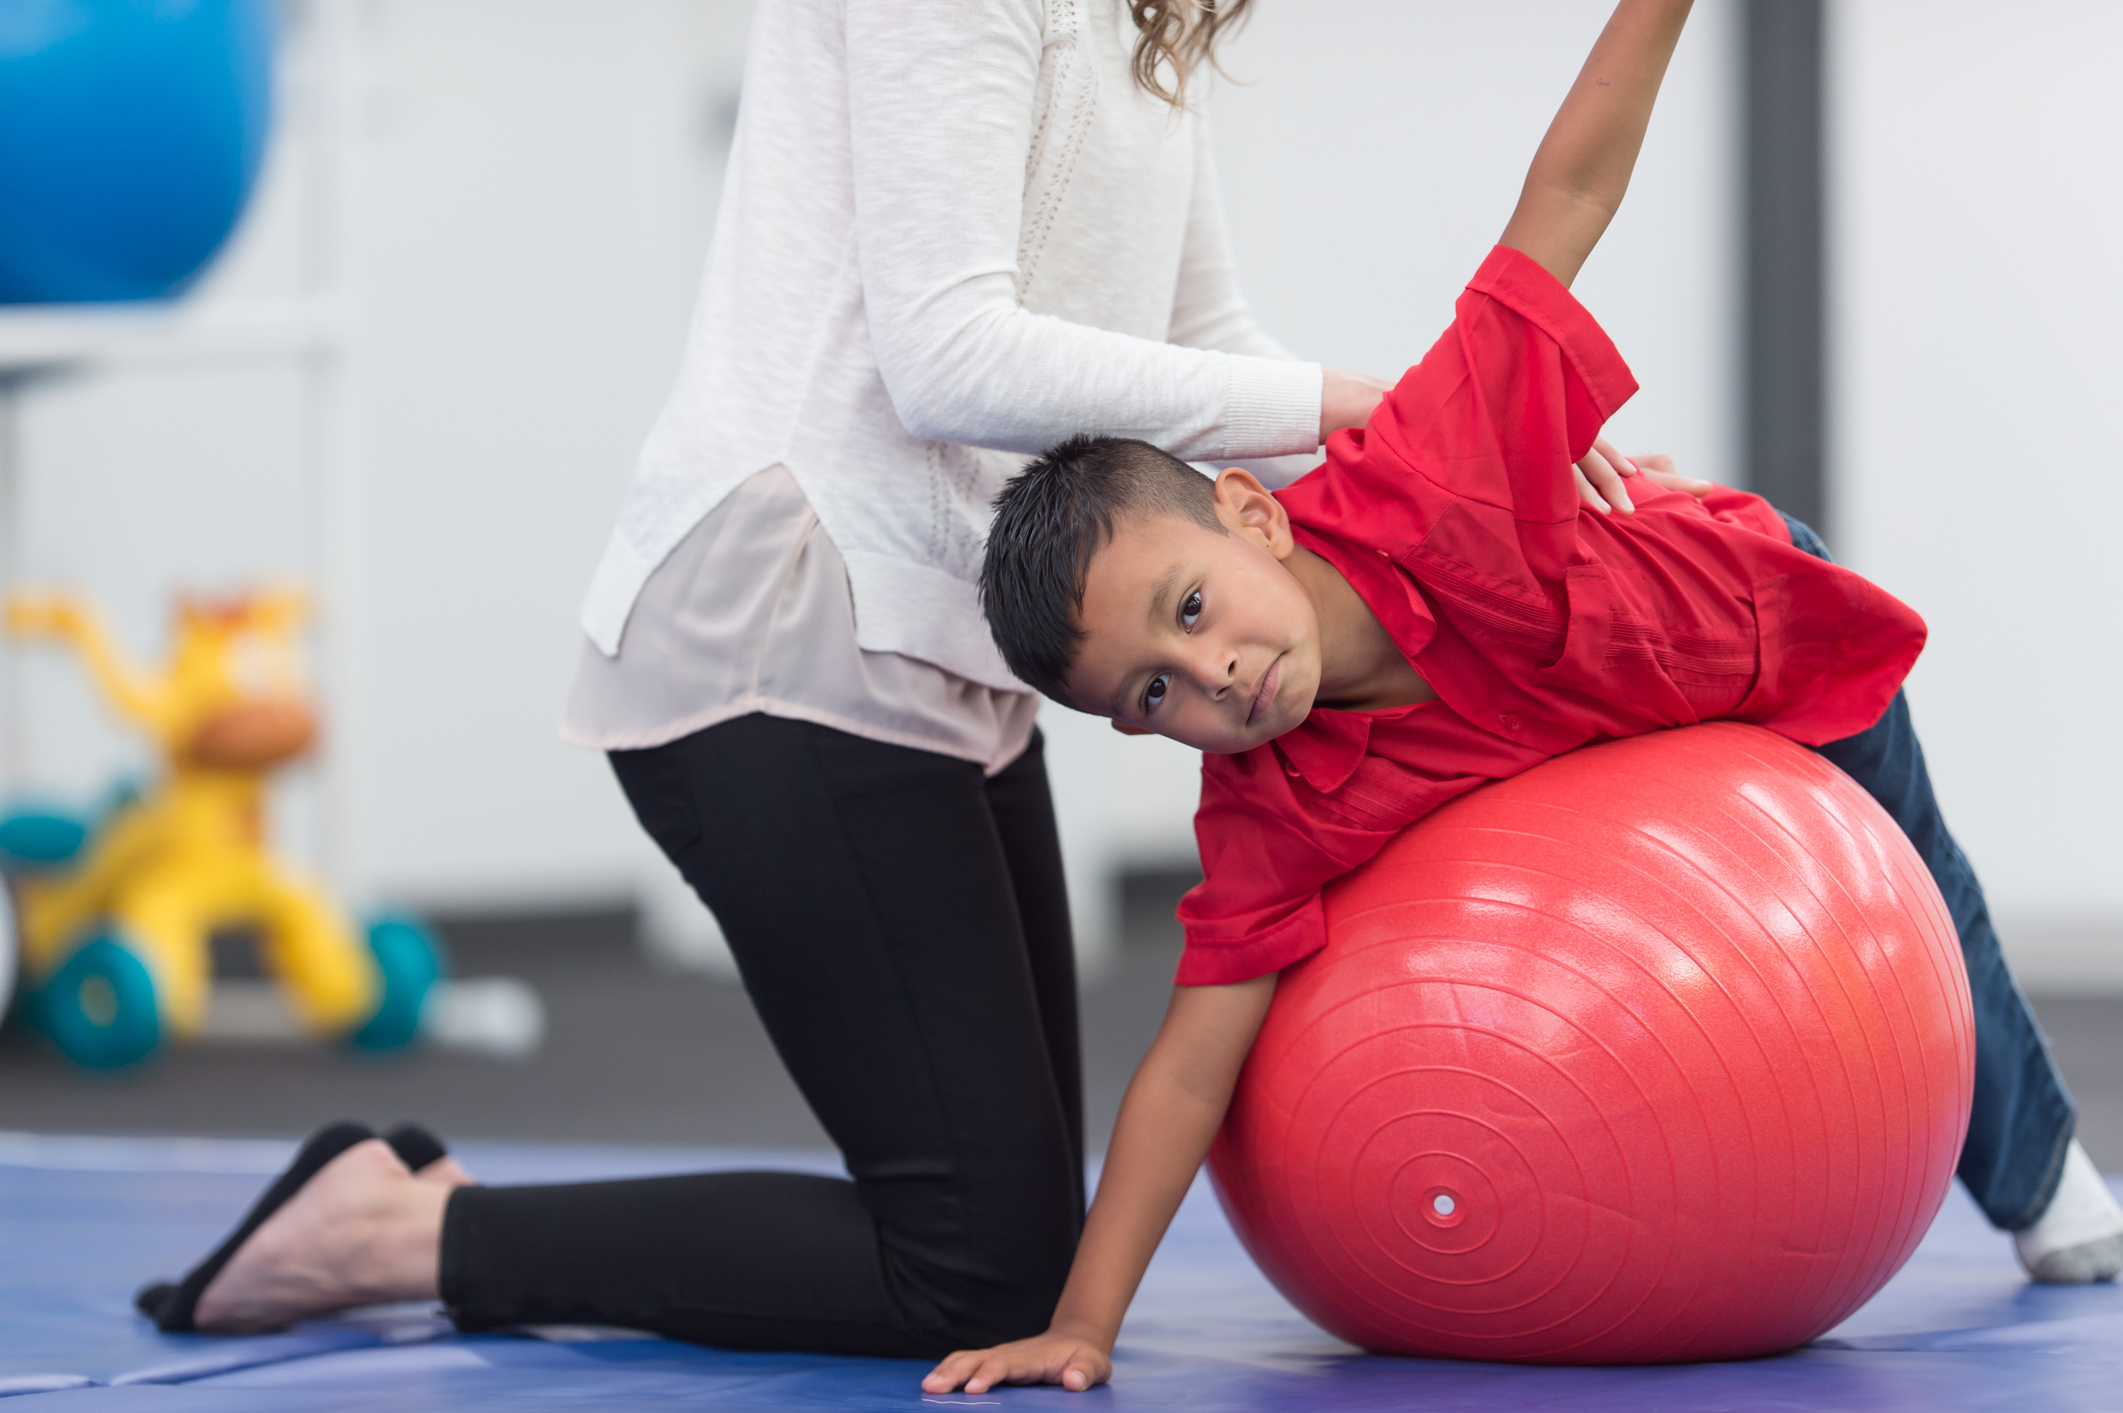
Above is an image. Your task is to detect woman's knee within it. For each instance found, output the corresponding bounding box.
[920,1261,1075,1351]
[885,1191,1080,1348]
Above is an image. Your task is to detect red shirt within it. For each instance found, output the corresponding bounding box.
[1174,246,1927,986]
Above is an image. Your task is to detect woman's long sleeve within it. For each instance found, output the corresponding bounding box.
[841,0,1321,462]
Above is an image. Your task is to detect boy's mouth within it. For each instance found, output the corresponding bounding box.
[1246,656,1282,727]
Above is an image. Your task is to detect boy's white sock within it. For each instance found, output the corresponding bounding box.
[2013,1139,2123,1284]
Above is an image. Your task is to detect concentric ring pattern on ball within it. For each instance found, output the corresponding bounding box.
[1207,722,1974,1364]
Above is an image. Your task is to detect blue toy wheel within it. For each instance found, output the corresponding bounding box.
[0,809,90,869]
[37,934,160,1068]
[348,915,447,1052]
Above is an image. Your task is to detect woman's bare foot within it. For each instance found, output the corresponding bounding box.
[192,1137,468,1331]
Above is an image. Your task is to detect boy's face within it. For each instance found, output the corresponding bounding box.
[1063,471,1322,754]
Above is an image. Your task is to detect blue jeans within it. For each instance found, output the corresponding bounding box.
[1783,514,2075,1229]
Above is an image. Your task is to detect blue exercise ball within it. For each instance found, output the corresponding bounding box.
[0,0,275,304]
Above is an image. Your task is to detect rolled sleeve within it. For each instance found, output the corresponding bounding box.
[1175,891,1326,986]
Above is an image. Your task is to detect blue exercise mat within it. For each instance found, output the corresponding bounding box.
[2,1133,2118,1409]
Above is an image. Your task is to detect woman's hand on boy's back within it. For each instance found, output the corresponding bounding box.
[1321,369,1395,441]
[1626,451,1717,498]
[1576,436,1639,514]
[923,1322,1114,1395]
[1574,435,1718,514]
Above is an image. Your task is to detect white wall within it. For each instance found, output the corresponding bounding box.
[1830,0,2123,987]
[7,0,1746,977]
[346,0,749,955]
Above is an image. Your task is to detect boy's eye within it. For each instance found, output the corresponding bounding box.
[1143,672,1170,711]
[1180,590,1202,630]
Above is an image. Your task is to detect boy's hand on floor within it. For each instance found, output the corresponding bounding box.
[922,1328,1113,1395]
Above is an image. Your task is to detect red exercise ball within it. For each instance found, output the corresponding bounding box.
[1208,722,1974,1365]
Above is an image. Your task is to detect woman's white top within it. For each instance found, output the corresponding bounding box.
[564,464,1046,771]
[568,0,1321,764]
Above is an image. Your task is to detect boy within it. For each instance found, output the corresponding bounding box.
[929,0,2123,1395]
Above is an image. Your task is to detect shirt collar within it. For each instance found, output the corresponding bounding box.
[1270,708,1374,793]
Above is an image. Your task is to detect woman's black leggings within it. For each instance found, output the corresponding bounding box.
[438,714,1085,1357]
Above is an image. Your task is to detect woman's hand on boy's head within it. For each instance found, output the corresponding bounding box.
[923,1326,1114,1395]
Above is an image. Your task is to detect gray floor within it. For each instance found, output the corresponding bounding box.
[4,892,2121,1175]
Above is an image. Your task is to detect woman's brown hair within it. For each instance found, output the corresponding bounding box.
[1129,0,1252,108]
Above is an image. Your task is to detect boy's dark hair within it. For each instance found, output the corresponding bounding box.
[982,435,1224,702]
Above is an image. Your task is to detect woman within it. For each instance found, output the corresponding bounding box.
[144,0,1397,1353]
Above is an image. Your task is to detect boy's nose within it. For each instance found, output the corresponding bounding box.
[1190,645,1240,698]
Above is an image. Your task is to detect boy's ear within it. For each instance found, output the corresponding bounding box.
[1211,468,1296,560]
[1110,720,1153,737]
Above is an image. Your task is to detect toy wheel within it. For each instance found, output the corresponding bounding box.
[38,934,160,1068]
[348,915,447,1052]
[0,808,88,869]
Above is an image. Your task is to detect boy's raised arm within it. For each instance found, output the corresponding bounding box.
[922,974,1277,1395]
[1499,0,1694,289]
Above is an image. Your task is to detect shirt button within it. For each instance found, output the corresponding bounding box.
[1285,766,1303,778]
[1837,637,1855,653]
[1499,712,1521,732]
[1377,549,1390,559]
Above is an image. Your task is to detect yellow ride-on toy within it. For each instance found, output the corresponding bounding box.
[0,589,442,1067]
